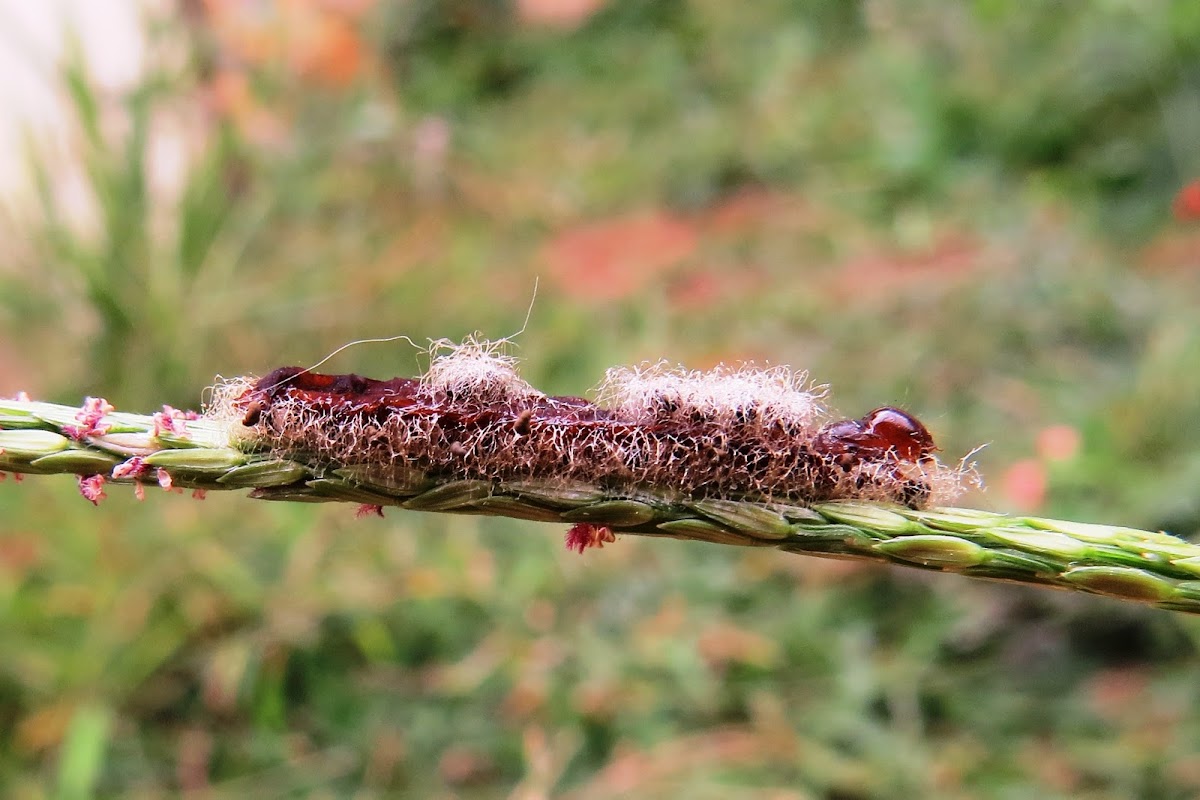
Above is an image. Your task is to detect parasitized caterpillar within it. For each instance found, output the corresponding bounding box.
[217,341,968,509]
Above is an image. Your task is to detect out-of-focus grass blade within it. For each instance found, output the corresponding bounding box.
[54,703,113,800]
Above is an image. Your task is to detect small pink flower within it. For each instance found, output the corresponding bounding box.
[1001,459,1046,512]
[1036,425,1081,463]
[152,405,191,439]
[134,482,146,501]
[64,397,115,439]
[12,473,22,483]
[356,503,384,518]
[1174,179,1200,222]
[79,474,108,505]
[112,456,148,480]
[192,489,207,500]
[565,522,615,554]
[157,468,174,490]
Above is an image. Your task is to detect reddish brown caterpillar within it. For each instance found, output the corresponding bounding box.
[225,350,953,509]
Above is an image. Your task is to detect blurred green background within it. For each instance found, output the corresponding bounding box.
[3,1,1200,797]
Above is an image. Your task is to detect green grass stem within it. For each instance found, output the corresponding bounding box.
[4,397,1199,615]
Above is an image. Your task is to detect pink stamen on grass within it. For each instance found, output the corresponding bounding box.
[152,405,191,438]
[78,474,107,505]
[112,456,148,480]
[63,397,114,440]
[113,457,149,500]
[565,523,615,554]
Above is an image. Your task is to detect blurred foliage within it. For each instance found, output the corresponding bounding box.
[2,0,1200,797]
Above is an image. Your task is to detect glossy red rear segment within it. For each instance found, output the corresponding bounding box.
[815,407,936,463]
